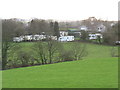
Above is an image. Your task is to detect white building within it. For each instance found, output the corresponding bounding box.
[79,25,88,31]
[60,31,68,36]
[58,36,74,42]
[97,24,106,32]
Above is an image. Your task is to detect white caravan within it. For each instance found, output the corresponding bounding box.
[13,37,24,42]
[58,36,74,42]
[89,33,102,40]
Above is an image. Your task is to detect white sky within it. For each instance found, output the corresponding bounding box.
[0,0,119,21]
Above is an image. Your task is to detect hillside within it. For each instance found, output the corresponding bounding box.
[2,43,118,88]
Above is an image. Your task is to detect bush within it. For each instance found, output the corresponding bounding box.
[110,47,119,57]
[59,50,74,62]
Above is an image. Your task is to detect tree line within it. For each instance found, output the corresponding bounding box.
[2,18,60,70]
[2,40,87,70]
[2,18,87,70]
[1,18,119,70]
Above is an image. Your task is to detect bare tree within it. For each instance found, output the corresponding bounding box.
[58,42,87,61]
[46,39,60,64]
[2,19,20,69]
[102,22,119,45]
[2,19,26,69]
[71,42,87,60]
[33,39,61,64]
[16,50,32,66]
[110,47,119,57]
[33,42,47,64]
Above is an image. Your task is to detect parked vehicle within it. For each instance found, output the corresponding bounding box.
[115,41,120,45]
[88,33,102,40]
[13,35,57,42]
[13,37,23,42]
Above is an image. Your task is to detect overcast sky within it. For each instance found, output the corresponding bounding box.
[0,0,119,21]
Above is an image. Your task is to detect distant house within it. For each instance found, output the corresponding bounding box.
[79,25,88,31]
[58,36,74,42]
[68,28,81,37]
[60,31,68,36]
[97,24,106,32]
[110,22,117,27]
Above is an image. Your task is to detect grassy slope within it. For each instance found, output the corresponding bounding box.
[2,43,118,88]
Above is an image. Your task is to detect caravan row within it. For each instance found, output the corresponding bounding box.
[13,35,56,42]
[13,35,75,42]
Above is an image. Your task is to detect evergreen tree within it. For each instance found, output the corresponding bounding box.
[54,21,60,39]
[49,21,54,35]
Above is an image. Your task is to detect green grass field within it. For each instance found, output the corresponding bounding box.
[2,42,118,88]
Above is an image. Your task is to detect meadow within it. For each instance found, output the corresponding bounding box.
[2,42,118,88]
